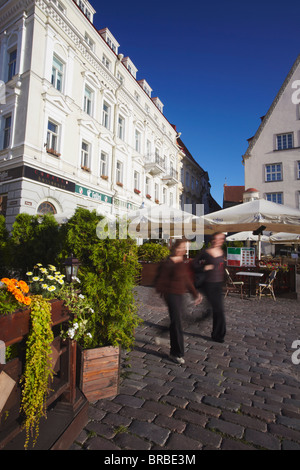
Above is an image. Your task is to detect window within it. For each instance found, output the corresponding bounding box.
[3,115,11,149]
[265,164,282,181]
[298,162,300,179]
[146,140,151,157]
[186,171,190,187]
[102,54,111,71]
[51,55,64,92]
[46,120,59,152]
[84,33,94,50]
[118,115,125,140]
[135,129,141,153]
[277,133,293,150]
[102,101,111,129]
[145,177,150,195]
[266,193,283,204]
[84,86,93,115]
[170,192,174,207]
[51,0,65,13]
[155,183,159,201]
[116,160,123,184]
[155,148,160,163]
[134,91,140,103]
[134,171,140,190]
[117,72,124,84]
[163,187,167,204]
[191,176,195,190]
[37,201,57,215]
[81,141,90,169]
[106,37,117,53]
[7,49,17,81]
[100,151,108,177]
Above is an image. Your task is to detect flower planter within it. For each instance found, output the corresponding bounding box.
[139,262,160,286]
[77,345,120,402]
[0,301,89,450]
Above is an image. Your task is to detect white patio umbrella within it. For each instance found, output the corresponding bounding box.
[269,232,300,244]
[226,231,270,242]
[202,199,300,235]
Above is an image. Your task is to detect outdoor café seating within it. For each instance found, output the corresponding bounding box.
[257,269,277,301]
[225,268,244,299]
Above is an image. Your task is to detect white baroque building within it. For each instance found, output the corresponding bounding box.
[243,54,300,210]
[0,0,181,230]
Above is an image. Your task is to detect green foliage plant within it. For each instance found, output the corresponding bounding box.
[63,208,142,350]
[137,242,170,263]
[20,295,54,450]
[8,213,61,277]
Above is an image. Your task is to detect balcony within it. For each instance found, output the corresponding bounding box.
[162,168,179,186]
[145,154,165,176]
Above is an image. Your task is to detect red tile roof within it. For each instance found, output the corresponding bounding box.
[223,185,245,203]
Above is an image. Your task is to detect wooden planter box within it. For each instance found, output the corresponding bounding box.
[139,262,160,286]
[0,301,89,450]
[77,345,120,402]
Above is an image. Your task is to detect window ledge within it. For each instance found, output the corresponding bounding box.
[274,146,300,152]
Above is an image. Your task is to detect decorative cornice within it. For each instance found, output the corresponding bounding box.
[0,0,33,26]
[243,53,300,161]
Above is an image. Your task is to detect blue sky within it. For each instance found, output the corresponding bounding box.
[91,0,300,207]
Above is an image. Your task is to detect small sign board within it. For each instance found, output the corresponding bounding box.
[227,247,255,267]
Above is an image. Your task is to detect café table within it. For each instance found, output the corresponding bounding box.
[236,271,264,297]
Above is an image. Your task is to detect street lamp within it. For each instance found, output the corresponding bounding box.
[63,254,81,283]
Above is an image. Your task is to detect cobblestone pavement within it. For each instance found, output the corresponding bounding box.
[71,286,300,451]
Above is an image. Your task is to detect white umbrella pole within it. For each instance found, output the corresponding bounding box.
[258,234,261,261]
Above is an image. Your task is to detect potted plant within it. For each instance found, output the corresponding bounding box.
[61,208,142,401]
[146,194,151,199]
[137,242,170,286]
[101,175,109,181]
[116,181,123,187]
[46,148,61,157]
[58,283,120,402]
[134,188,141,195]
[81,165,91,172]
[0,273,63,449]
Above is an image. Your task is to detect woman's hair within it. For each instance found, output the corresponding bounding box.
[170,238,187,256]
[211,231,224,241]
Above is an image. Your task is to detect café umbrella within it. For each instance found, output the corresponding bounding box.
[202,199,300,235]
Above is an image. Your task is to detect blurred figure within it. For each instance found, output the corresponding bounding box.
[155,239,202,364]
[193,232,226,343]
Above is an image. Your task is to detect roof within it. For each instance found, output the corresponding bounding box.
[223,185,245,204]
[243,53,300,161]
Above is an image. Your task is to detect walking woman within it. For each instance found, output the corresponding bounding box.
[155,239,202,364]
[194,232,226,343]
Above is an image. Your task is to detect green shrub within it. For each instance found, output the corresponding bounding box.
[8,213,61,276]
[62,208,142,350]
[137,242,170,262]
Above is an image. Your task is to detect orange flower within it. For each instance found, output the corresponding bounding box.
[23,296,31,306]
[18,280,29,294]
[14,291,25,303]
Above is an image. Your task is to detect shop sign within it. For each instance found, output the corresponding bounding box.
[24,166,75,192]
[75,184,112,204]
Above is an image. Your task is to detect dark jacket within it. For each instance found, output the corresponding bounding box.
[155,257,198,298]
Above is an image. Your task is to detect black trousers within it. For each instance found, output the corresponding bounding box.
[204,282,226,342]
[164,293,184,357]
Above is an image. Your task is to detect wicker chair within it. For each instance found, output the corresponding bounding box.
[225,268,244,299]
[257,270,277,301]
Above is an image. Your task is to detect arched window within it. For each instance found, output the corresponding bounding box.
[37,201,57,215]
